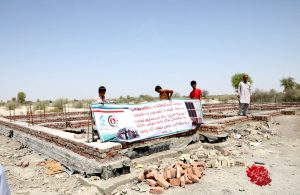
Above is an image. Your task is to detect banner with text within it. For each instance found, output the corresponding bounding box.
[90,99,203,142]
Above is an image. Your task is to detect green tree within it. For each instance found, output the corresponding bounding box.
[17,92,26,104]
[280,77,297,91]
[231,73,253,90]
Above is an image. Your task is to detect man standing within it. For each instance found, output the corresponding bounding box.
[189,80,202,100]
[238,74,252,116]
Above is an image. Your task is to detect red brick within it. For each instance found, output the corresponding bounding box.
[169,178,181,186]
[176,165,183,178]
[181,163,190,169]
[138,172,145,182]
[146,171,155,179]
[191,161,206,168]
[170,168,176,178]
[192,167,202,178]
[164,169,172,179]
[180,176,185,187]
[181,170,187,175]
[188,174,200,183]
[176,161,184,166]
[157,177,170,189]
[184,174,193,184]
[152,170,160,180]
[146,179,157,187]
[150,187,164,194]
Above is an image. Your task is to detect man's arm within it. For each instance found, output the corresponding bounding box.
[237,82,241,98]
[249,82,252,96]
[167,90,174,99]
[199,89,202,100]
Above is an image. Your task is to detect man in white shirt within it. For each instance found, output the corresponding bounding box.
[93,86,107,104]
[237,74,252,116]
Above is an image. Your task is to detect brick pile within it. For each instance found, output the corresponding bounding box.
[137,161,205,194]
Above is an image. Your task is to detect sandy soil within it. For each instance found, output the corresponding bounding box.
[1,114,300,195]
[0,136,99,195]
[117,114,300,195]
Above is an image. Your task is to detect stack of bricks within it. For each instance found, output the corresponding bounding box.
[138,161,205,194]
[0,120,121,162]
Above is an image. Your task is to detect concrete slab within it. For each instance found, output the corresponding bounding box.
[77,172,138,195]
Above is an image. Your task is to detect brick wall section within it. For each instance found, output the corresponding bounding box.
[198,124,225,134]
[251,115,271,121]
[281,110,296,115]
[0,120,121,162]
[204,113,234,119]
[27,116,90,124]
[4,111,89,120]
[42,121,92,129]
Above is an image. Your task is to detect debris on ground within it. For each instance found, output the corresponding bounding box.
[45,160,63,175]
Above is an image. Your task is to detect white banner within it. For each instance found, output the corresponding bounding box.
[91,99,203,142]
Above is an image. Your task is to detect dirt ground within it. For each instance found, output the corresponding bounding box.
[1,114,300,195]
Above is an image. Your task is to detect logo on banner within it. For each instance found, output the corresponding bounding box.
[108,115,118,127]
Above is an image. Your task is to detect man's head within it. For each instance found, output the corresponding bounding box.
[155,85,162,93]
[243,74,248,83]
[98,86,106,97]
[191,80,197,90]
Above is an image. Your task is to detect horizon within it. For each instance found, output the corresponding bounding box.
[1,0,299,101]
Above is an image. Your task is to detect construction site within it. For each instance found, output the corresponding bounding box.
[1,102,300,195]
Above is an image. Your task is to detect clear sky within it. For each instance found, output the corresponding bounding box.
[0,0,299,101]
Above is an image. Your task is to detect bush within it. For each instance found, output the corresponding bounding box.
[72,100,91,108]
[116,95,158,104]
[52,98,68,111]
[5,101,19,111]
[282,89,300,102]
[48,107,62,113]
[251,89,283,103]
[33,101,49,111]
[217,95,237,103]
